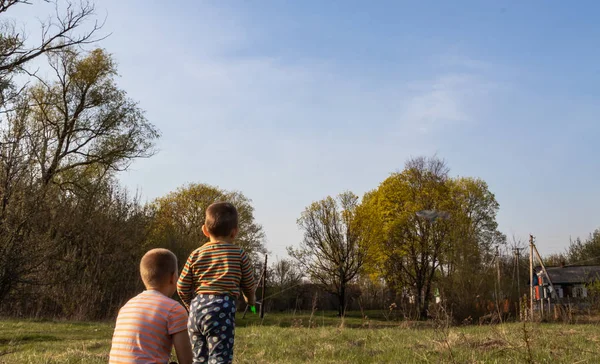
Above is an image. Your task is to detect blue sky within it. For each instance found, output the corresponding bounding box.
[11,1,600,258]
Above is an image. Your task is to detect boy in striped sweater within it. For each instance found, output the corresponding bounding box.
[177,202,256,364]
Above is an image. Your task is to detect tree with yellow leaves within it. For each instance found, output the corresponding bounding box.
[148,183,266,264]
[356,156,504,319]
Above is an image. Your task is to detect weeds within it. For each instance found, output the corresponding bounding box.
[430,304,457,364]
[308,292,318,328]
[520,319,535,364]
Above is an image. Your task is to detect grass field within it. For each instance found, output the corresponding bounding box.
[1,312,600,363]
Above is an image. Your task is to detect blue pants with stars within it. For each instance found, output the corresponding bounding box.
[188,294,236,364]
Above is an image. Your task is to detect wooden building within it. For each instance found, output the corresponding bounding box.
[535,265,600,300]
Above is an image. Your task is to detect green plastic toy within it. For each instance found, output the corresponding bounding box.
[250,305,256,314]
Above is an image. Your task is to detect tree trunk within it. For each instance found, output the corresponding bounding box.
[421,286,432,320]
[339,283,346,317]
[421,265,438,320]
[415,282,425,320]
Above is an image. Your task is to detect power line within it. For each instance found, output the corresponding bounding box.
[261,281,307,301]
[512,247,524,296]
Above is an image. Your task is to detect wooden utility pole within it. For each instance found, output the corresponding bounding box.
[512,247,523,296]
[533,245,557,299]
[532,242,558,320]
[242,255,268,319]
[512,247,522,319]
[493,245,502,310]
[260,254,268,319]
[496,245,501,296]
[529,234,535,320]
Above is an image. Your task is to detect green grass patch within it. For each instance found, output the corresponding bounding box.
[1,314,599,363]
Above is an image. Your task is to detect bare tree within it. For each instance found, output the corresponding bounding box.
[0,1,104,74]
[0,0,105,116]
[265,259,303,311]
[288,191,366,316]
[271,259,303,289]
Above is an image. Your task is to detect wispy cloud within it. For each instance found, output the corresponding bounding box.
[397,73,495,134]
[180,55,497,141]
[439,53,493,71]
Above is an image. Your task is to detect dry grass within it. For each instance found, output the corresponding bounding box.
[1,314,600,363]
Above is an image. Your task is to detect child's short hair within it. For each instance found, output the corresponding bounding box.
[140,248,178,287]
[205,202,238,237]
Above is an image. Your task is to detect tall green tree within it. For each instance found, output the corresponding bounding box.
[565,230,600,265]
[440,177,505,319]
[288,191,366,316]
[543,232,600,267]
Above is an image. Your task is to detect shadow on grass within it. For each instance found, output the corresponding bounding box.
[234,310,430,329]
[0,334,59,344]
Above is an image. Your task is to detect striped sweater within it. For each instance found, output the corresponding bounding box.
[109,290,188,363]
[177,241,256,309]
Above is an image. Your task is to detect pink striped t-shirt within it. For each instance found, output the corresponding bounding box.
[109,290,188,363]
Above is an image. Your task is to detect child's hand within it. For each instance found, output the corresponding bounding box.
[243,293,256,307]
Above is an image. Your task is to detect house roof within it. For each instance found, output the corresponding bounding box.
[539,265,600,284]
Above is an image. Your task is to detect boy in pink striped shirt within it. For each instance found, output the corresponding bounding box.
[109,249,193,364]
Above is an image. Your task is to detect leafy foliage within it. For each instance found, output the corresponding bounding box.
[356,156,505,319]
[148,183,266,264]
[565,230,600,265]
